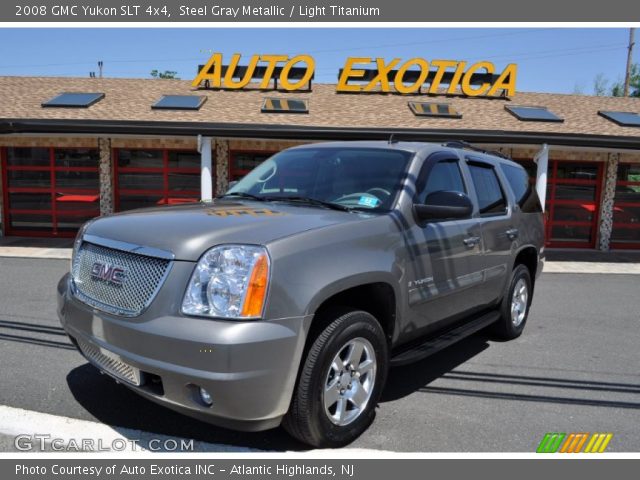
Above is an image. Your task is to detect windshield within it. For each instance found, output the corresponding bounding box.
[226,147,413,211]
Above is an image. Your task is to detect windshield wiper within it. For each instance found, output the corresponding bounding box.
[220,192,266,201]
[264,196,352,212]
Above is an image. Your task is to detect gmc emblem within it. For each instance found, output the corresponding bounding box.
[90,262,127,286]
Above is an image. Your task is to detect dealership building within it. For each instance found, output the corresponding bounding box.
[1,74,640,249]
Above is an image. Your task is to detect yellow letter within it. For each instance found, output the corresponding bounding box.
[259,54,289,89]
[223,54,260,89]
[393,58,429,94]
[446,61,467,94]
[428,60,459,94]
[461,61,495,97]
[279,55,315,91]
[487,63,517,97]
[336,57,371,92]
[363,58,400,92]
[192,53,223,88]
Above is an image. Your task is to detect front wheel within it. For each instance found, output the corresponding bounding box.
[283,309,388,448]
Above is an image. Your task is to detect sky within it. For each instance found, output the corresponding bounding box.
[0,28,637,94]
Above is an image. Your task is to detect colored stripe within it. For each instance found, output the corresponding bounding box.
[560,434,575,453]
[598,434,613,453]
[536,433,554,453]
[584,433,598,453]
[537,433,565,453]
[549,433,566,453]
[573,433,589,453]
[590,433,606,453]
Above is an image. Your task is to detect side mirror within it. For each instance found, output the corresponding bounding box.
[414,191,473,222]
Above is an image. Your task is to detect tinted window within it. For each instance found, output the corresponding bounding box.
[228,148,412,211]
[468,164,507,215]
[500,163,542,213]
[418,161,466,203]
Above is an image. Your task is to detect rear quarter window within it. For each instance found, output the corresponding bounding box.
[500,163,542,213]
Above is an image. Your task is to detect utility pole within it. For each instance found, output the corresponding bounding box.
[98,61,104,79]
[623,28,635,97]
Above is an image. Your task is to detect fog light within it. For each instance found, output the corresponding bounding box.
[199,387,213,406]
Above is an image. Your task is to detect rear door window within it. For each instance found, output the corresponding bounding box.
[468,163,508,215]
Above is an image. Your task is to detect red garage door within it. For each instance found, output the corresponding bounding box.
[610,162,640,249]
[545,161,604,248]
[1,147,100,237]
[515,159,604,248]
[114,149,201,211]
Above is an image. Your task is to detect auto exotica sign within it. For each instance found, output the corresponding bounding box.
[193,53,517,97]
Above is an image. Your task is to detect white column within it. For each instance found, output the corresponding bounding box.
[199,136,213,201]
[534,144,549,211]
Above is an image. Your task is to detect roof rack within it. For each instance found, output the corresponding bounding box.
[444,140,511,160]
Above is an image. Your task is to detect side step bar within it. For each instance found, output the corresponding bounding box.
[390,310,500,367]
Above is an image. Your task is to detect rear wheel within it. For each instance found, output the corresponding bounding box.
[492,264,532,340]
[283,309,388,448]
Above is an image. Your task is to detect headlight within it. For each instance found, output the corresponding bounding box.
[181,245,270,319]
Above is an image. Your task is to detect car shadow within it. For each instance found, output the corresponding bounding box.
[66,364,308,452]
[66,331,492,451]
[382,331,491,402]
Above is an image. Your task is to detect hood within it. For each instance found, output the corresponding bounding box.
[84,199,368,261]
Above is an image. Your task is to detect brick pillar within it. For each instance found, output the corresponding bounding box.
[97,138,114,215]
[598,153,619,251]
[214,138,229,196]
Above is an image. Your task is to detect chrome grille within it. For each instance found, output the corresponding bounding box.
[77,338,141,386]
[71,241,171,316]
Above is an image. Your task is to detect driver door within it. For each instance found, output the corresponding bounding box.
[406,155,484,335]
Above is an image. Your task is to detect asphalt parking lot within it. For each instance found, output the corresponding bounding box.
[0,257,639,452]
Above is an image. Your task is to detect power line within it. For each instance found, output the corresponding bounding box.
[0,29,555,71]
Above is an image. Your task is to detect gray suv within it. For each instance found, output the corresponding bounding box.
[57,141,544,447]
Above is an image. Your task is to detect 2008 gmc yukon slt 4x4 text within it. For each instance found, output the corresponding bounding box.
[57,141,544,447]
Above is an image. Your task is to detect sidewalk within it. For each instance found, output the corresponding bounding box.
[0,236,73,260]
[1,236,640,274]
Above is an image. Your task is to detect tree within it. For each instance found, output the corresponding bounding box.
[150,70,179,79]
[593,73,609,96]
[610,64,639,97]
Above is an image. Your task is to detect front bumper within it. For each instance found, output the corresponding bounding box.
[57,273,312,432]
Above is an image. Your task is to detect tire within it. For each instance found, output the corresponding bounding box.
[283,309,389,448]
[491,264,532,340]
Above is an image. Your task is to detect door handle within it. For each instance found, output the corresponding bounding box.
[463,236,481,247]
[506,228,519,240]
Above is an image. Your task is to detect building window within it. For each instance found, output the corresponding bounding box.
[229,151,276,182]
[151,95,207,110]
[408,102,462,118]
[114,149,203,211]
[610,163,640,248]
[598,111,640,127]
[1,147,100,236]
[505,105,563,122]
[42,92,105,108]
[261,98,309,113]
